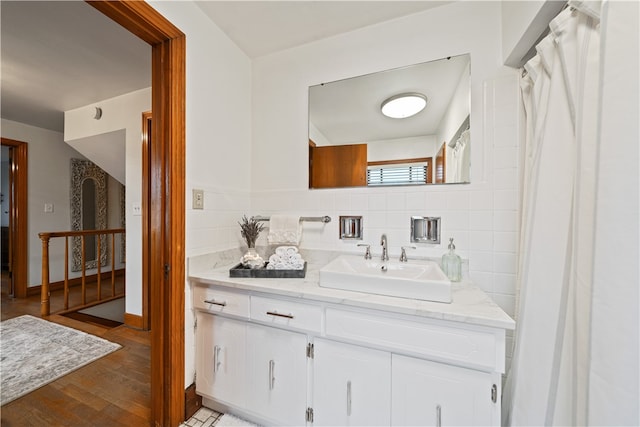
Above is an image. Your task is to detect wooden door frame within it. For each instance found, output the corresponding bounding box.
[87,2,185,426]
[141,111,152,331]
[0,138,28,299]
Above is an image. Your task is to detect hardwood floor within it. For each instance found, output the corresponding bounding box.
[1,286,151,426]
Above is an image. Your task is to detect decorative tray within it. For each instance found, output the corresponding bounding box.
[229,262,307,279]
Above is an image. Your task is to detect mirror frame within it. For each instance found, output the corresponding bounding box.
[70,158,108,271]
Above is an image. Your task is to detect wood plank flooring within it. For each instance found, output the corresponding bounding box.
[1,282,151,426]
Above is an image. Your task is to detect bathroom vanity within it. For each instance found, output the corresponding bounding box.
[189,255,515,426]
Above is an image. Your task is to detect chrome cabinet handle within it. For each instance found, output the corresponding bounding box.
[204,299,227,307]
[213,345,221,373]
[346,380,352,416]
[436,404,442,427]
[266,311,294,319]
[268,359,276,390]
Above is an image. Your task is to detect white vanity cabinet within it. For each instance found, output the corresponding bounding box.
[246,323,308,426]
[191,277,512,427]
[312,338,391,426]
[195,312,247,408]
[391,354,496,426]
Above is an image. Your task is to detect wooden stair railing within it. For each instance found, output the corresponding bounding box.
[39,228,126,317]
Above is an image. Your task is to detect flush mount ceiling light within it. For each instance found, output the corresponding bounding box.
[380,92,427,119]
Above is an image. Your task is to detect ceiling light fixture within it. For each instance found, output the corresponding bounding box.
[380,92,427,119]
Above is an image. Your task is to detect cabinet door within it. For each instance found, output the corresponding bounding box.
[246,324,308,426]
[392,354,495,426]
[196,313,246,407]
[313,339,391,426]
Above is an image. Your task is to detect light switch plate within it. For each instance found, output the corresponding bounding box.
[192,189,204,210]
[44,203,54,213]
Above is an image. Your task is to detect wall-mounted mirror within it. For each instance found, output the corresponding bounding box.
[71,159,108,271]
[309,54,470,189]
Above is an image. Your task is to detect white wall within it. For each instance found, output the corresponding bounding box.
[367,135,438,162]
[148,0,253,388]
[1,118,122,286]
[150,0,521,389]
[65,88,150,317]
[251,0,519,324]
[437,61,471,148]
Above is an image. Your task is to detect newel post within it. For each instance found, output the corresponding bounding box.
[39,233,51,316]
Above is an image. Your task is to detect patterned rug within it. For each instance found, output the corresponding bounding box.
[0,315,121,405]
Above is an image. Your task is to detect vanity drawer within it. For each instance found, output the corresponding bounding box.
[193,285,250,318]
[325,308,503,371]
[250,295,322,333]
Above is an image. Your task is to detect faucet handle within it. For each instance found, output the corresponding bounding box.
[357,243,372,259]
[400,245,416,262]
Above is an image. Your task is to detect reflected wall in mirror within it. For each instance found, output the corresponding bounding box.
[70,159,108,271]
[309,54,470,189]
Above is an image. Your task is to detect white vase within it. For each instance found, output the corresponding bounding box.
[241,247,264,269]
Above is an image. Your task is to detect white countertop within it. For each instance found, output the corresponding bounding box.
[188,252,515,330]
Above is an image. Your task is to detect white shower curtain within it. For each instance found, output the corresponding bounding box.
[503,1,609,425]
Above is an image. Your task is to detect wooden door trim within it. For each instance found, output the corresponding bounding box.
[87,2,185,426]
[141,111,152,331]
[1,138,28,299]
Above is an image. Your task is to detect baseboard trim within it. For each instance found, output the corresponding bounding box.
[124,312,144,329]
[185,383,202,421]
[27,269,125,296]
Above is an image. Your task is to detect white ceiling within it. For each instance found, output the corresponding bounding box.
[0,1,151,133]
[310,54,469,145]
[1,1,452,134]
[195,1,451,59]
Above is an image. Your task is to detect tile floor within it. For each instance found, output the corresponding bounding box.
[182,407,224,427]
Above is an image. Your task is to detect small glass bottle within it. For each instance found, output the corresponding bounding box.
[441,237,462,282]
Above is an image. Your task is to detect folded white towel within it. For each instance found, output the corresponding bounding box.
[267,215,301,245]
[275,246,298,257]
[266,250,305,270]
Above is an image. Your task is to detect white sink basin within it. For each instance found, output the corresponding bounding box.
[319,255,451,303]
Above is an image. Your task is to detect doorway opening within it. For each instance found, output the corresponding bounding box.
[0,138,28,300]
[87,2,186,425]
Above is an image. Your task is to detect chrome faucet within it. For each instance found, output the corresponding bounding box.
[380,234,389,261]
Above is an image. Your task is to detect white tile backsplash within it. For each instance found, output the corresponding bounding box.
[494,190,519,210]
[368,193,387,211]
[424,191,448,210]
[468,191,494,210]
[469,210,494,231]
[494,210,519,232]
[386,192,406,211]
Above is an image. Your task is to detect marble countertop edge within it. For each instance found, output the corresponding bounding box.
[188,261,516,331]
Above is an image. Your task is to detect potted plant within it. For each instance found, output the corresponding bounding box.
[238,215,265,268]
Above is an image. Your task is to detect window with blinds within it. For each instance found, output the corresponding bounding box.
[367,164,428,186]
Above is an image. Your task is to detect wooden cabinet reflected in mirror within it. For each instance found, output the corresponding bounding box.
[309,140,367,188]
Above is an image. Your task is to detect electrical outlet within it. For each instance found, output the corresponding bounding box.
[132,204,142,216]
[192,189,204,210]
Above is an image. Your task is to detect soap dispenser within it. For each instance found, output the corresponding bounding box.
[441,237,462,282]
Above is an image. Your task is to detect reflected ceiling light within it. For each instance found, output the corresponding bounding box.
[380,92,427,119]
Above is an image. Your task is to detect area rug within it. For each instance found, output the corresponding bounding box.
[0,315,121,405]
